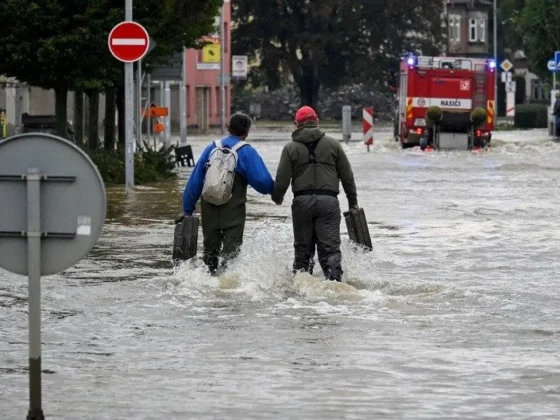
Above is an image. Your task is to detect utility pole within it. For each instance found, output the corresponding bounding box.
[219,3,226,134]
[493,0,499,119]
[180,48,187,145]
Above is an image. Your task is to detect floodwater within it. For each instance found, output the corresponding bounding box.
[2,128,560,419]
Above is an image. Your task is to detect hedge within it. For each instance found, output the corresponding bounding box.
[514,104,549,129]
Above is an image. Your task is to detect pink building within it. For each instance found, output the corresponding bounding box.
[184,1,231,130]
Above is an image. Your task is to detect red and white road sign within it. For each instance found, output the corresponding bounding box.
[363,107,374,146]
[108,21,150,63]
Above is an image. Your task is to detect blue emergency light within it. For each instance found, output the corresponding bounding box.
[487,59,496,70]
[406,55,417,67]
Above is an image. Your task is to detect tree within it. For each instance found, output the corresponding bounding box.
[0,0,222,139]
[233,0,444,109]
[500,0,527,53]
[517,0,560,80]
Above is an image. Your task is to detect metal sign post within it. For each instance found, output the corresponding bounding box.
[108,13,150,191]
[0,133,106,420]
[342,105,352,144]
[552,51,560,90]
[180,49,187,146]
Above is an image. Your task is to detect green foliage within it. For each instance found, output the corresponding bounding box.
[516,0,560,80]
[135,143,178,184]
[0,0,222,91]
[88,146,177,185]
[500,0,528,52]
[514,104,549,129]
[232,0,443,108]
[426,106,443,124]
[470,108,487,127]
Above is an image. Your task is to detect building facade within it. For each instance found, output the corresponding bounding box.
[184,0,231,131]
[446,0,492,57]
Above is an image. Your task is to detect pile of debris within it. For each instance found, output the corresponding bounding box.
[232,84,396,121]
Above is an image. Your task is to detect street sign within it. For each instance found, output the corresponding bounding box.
[147,36,157,56]
[501,72,512,83]
[232,55,248,79]
[150,51,183,81]
[0,134,106,275]
[548,60,557,72]
[0,133,106,420]
[363,107,374,150]
[108,21,150,63]
[505,81,516,93]
[500,59,514,72]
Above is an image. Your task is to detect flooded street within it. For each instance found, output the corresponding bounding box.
[2,128,560,419]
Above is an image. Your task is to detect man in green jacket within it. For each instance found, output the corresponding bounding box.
[272,106,359,282]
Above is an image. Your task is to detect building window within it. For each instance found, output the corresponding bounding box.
[448,15,461,42]
[478,18,485,42]
[469,18,478,42]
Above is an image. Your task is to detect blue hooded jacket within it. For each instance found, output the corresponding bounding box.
[182,135,274,214]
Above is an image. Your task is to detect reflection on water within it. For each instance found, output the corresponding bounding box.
[106,180,185,224]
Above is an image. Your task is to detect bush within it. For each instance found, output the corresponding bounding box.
[426,106,442,124]
[470,107,487,127]
[514,104,549,129]
[88,144,177,185]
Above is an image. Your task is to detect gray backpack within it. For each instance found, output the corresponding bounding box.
[201,140,247,206]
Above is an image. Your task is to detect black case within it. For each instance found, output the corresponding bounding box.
[343,208,373,251]
[172,215,200,261]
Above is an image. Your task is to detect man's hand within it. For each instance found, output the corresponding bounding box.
[175,213,191,224]
[349,204,360,211]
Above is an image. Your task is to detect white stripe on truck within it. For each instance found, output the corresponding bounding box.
[412,97,473,110]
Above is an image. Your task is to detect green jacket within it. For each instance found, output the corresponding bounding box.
[272,125,358,208]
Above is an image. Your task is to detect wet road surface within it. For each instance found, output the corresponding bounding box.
[1,128,560,419]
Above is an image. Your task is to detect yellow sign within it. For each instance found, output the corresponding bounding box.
[202,43,220,63]
[0,110,6,139]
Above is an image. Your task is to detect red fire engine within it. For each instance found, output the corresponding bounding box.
[394,55,496,150]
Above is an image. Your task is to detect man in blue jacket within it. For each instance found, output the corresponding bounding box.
[182,112,274,275]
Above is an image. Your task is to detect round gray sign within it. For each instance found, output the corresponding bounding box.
[0,133,106,275]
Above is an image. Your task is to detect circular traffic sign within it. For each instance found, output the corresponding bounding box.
[108,21,150,63]
[0,133,106,276]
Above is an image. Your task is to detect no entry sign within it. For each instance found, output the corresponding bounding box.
[108,21,150,63]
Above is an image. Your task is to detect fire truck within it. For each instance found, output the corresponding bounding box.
[394,55,496,150]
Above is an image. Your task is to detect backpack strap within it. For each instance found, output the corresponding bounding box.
[231,140,248,153]
[214,139,223,149]
[305,135,324,164]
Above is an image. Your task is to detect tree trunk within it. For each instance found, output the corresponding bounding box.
[298,74,320,109]
[116,87,125,149]
[54,88,68,139]
[86,89,99,150]
[104,87,117,151]
[74,89,84,145]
